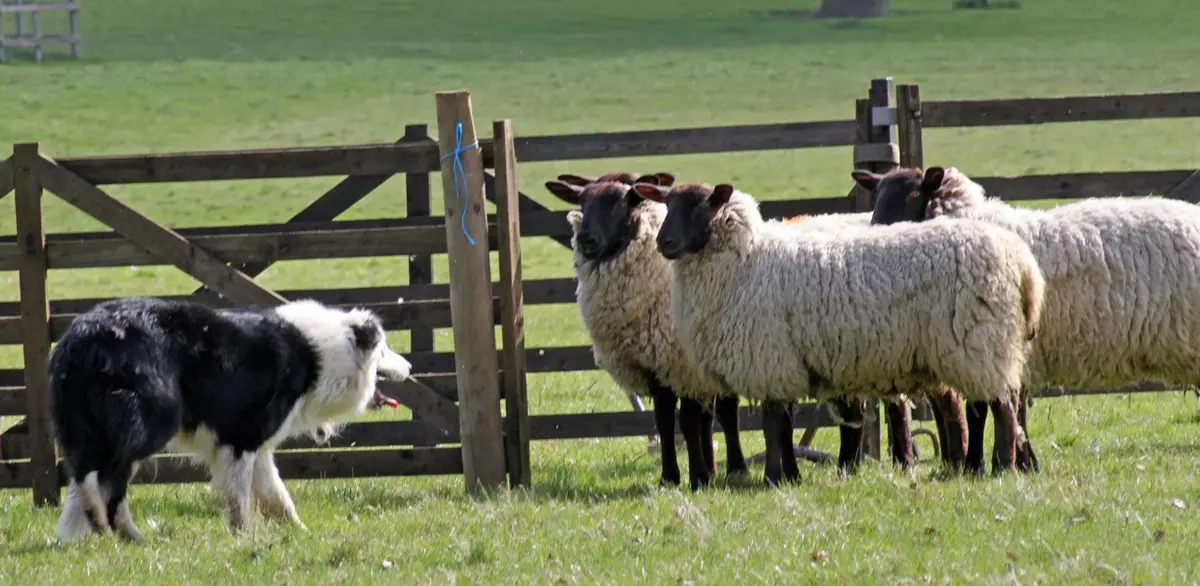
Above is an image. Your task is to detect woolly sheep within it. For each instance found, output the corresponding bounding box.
[636,181,1046,477]
[544,171,747,490]
[862,165,1200,474]
[779,212,972,472]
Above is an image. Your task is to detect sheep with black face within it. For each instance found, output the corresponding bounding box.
[639,180,1045,479]
[544,171,747,490]
[861,165,1200,475]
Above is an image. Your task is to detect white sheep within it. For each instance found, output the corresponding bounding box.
[862,165,1200,474]
[544,171,747,490]
[635,180,1045,478]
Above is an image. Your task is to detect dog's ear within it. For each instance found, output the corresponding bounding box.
[349,314,383,352]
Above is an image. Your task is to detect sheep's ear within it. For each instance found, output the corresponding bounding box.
[634,174,662,186]
[654,172,676,187]
[556,174,596,187]
[545,180,584,205]
[851,169,882,192]
[632,182,668,203]
[921,167,946,195]
[710,184,735,208]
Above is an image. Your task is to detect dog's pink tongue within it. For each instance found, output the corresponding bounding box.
[375,390,400,409]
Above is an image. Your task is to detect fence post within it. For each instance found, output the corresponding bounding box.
[896,84,924,168]
[492,119,531,488]
[403,123,438,447]
[852,77,900,461]
[434,90,507,493]
[13,142,59,506]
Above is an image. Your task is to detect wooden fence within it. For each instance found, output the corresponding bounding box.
[0,0,81,63]
[5,79,1198,506]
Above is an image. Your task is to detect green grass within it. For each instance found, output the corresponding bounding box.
[2,0,1200,581]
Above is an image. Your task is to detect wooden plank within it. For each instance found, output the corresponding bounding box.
[974,170,1200,202]
[0,223,467,271]
[0,387,23,416]
[376,378,458,438]
[0,3,81,13]
[13,143,58,506]
[1163,170,1200,204]
[0,277,579,319]
[0,297,509,345]
[897,84,924,169]
[1,34,80,47]
[921,91,1200,128]
[436,90,506,492]
[407,345,595,376]
[35,155,286,307]
[0,158,13,199]
[405,124,436,362]
[483,173,573,251]
[53,141,441,185]
[479,119,858,166]
[493,119,531,488]
[193,134,417,298]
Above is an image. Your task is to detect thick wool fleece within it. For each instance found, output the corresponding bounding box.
[927,169,1200,389]
[669,189,1044,404]
[567,202,727,401]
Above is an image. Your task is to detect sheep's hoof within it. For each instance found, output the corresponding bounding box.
[659,474,681,488]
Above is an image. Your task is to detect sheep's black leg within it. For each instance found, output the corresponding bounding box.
[989,398,1018,475]
[965,400,990,476]
[930,390,968,472]
[1015,391,1039,474]
[833,398,864,474]
[884,398,914,470]
[679,398,712,491]
[650,385,681,487]
[776,401,801,484]
[762,402,783,486]
[699,400,717,479]
[928,397,951,464]
[715,396,748,477]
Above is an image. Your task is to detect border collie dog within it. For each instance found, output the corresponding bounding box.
[49,297,414,542]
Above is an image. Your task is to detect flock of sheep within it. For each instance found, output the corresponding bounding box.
[544,165,1200,490]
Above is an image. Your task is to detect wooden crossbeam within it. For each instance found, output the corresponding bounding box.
[379,379,457,437]
[191,133,433,297]
[34,153,287,307]
[1164,170,1200,204]
[0,158,12,199]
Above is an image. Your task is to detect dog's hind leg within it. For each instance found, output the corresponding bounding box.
[79,471,112,534]
[212,447,257,532]
[57,480,95,542]
[252,450,305,529]
[105,459,143,542]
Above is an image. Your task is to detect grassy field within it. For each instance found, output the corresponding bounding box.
[3,0,1200,582]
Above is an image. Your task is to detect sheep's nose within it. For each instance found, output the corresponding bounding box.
[576,232,601,255]
[658,236,682,258]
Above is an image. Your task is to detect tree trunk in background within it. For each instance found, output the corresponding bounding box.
[818,0,889,17]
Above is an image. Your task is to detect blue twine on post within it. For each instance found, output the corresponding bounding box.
[440,122,479,247]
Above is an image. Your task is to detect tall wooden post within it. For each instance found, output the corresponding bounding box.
[896,84,924,168]
[852,77,900,462]
[434,90,507,493]
[13,142,59,506]
[493,119,531,488]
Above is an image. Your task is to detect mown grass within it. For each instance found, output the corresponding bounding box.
[1,0,1199,582]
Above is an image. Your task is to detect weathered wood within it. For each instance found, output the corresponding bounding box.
[0,158,13,198]
[0,387,23,416]
[921,91,1200,128]
[1,34,79,47]
[1163,170,1200,204]
[483,173,573,251]
[0,2,81,13]
[493,119,531,488]
[0,222,468,271]
[0,277,580,319]
[193,134,417,298]
[436,90,506,492]
[897,84,924,168]
[35,155,286,307]
[480,119,858,167]
[376,378,458,438]
[54,141,441,185]
[974,170,1200,202]
[407,345,595,376]
[405,124,436,356]
[13,143,58,506]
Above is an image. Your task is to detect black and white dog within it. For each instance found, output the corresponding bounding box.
[49,297,414,542]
